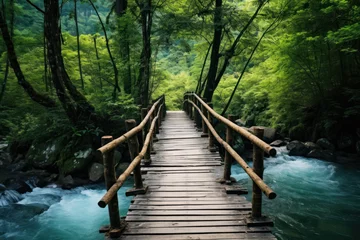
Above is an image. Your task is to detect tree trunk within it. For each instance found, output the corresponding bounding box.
[44,0,96,124]
[93,36,103,89]
[0,0,13,103]
[89,0,120,100]
[195,42,212,94]
[74,0,84,89]
[203,0,222,101]
[0,7,56,108]
[136,0,152,107]
[122,29,132,94]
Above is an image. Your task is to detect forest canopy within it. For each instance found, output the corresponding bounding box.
[0,0,359,154]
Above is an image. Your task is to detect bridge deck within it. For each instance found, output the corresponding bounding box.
[120,111,275,240]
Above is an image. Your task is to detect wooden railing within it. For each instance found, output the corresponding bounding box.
[97,95,166,238]
[183,92,277,218]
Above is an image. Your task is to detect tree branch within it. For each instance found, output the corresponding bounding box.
[26,0,45,14]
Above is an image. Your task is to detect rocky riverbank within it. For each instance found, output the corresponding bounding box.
[0,137,130,199]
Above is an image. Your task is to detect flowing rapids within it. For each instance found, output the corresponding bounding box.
[1,148,359,239]
[232,147,360,240]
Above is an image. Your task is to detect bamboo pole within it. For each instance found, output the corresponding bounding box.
[189,94,194,120]
[101,136,121,230]
[125,120,144,189]
[201,98,209,137]
[98,105,162,208]
[98,97,162,154]
[223,114,237,181]
[195,97,202,129]
[187,100,276,200]
[252,127,264,218]
[141,108,151,164]
[207,103,216,152]
[192,94,276,157]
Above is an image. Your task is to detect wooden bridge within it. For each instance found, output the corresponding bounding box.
[97,93,277,240]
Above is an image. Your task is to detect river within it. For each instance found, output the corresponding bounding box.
[1,147,359,239]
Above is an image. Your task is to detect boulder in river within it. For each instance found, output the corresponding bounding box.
[304,142,321,151]
[316,138,335,151]
[307,149,335,162]
[4,178,32,194]
[287,141,310,157]
[270,140,287,147]
[27,139,63,170]
[88,163,104,182]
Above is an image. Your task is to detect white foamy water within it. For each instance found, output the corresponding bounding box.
[232,147,360,240]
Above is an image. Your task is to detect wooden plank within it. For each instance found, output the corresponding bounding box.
[127,210,248,216]
[125,215,250,222]
[123,226,272,235]
[126,220,245,228]
[119,233,276,240]
[142,166,217,171]
[129,204,251,210]
[132,197,245,202]
[133,192,227,198]
[132,200,248,206]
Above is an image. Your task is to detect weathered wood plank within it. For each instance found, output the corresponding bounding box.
[129,204,251,210]
[118,233,276,240]
[125,215,250,222]
[127,210,248,216]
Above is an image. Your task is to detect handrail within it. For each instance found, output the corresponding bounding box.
[98,96,163,154]
[187,92,276,157]
[187,99,276,199]
[98,103,165,208]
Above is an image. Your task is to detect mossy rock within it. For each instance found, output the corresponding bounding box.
[26,138,65,170]
[60,148,94,175]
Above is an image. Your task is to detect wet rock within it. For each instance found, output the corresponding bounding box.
[7,161,28,172]
[337,134,354,150]
[27,139,63,169]
[0,203,49,220]
[62,148,94,175]
[4,178,32,194]
[60,175,74,189]
[0,189,23,206]
[270,140,287,147]
[307,149,335,162]
[89,163,104,182]
[316,138,335,151]
[22,194,61,206]
[287,141,310,157]
[0,183,6,191]
[249,126,276,143]
[304,142,321,151]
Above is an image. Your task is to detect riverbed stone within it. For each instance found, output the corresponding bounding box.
[316,138,335,151]
[89,163,104,182]
[307,149,335,162]
[270,140,287,147]
[304,142,321,151]
[249,126,276,143]
[4,178,32,194]
[287,141,310,157]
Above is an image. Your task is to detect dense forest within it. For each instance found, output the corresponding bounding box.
[0,0,359,178]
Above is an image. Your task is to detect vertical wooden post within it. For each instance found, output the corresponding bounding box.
[252,127,264,218]
[189,94,194,120]
[148,105,156,152]
[184,94,188,114]
[101,136,121,233]
[141,108,151,165]
[207,103,216,152]
[162,95,166,119]
[223,115,237,183]
[125,120,148,196]
[151,103,159,142]
[195,97,202,130]
[153,100,160,135]
[201,98,208,137]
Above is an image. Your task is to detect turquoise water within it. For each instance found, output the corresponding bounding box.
[1,148,360,239]
[232,147,360,240]
[0,181,132,240]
